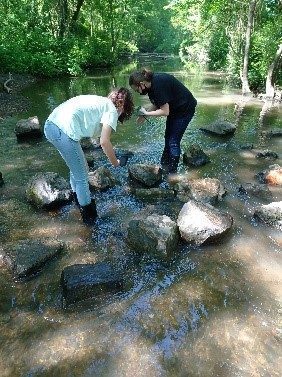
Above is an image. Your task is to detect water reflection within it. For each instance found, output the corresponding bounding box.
[0,58,281,376]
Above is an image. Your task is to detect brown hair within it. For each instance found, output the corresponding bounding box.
[108,87,134,123]
[129,68,154,86]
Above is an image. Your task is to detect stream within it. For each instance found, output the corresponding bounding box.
[0,58,281,377]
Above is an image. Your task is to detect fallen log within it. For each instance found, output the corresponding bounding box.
[4,73,13,93]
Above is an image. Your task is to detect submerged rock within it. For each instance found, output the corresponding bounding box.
[15,116,43,140]
[200,120,236,136]
[131,187,175,201]
[88,167,116,191]
[3,238,64,279]
[254,201,282,229]
[256,150,278,160]
[177,200,233,245]
[61,262,124,307]
[238,183,273,201]
[170,176,226,205]
[183,144,210,167]
[261,128,282,138]
[0,172,4,186]
[128,163,162,187]
[26,172,72,208]
[127,213,179,260]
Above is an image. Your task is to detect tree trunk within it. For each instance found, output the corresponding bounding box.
[58,0,69,38]
[70,0,85,31]
[241,0,256,95]
[265,43,282,99]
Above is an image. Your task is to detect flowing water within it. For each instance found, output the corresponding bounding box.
[0,58,281,377]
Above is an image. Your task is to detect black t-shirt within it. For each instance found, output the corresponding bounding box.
[148,73,197,116]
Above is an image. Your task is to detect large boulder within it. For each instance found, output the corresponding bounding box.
[61,262,124,307]
[200,120,236,136]
[170,176,226,205]
[88,167,116,191]
[15,116,43,140]
[127,213,179,260]
[253,201,282,229]
[177,200,233,245]
[128,164,162,187]
[26,172,72,208]
[3,238,64,279]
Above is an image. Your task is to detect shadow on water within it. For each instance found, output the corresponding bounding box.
[0,59,281,376]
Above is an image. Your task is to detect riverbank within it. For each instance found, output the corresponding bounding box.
[0,74,38,118]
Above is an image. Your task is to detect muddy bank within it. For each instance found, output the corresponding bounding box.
[0,74,38,118]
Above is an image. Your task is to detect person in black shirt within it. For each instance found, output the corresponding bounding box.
[129,68,197,173]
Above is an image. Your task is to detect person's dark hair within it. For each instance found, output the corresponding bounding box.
[129,68,154,86]
[108,87,134,123]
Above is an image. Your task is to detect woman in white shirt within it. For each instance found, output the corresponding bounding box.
[44,87,134,225]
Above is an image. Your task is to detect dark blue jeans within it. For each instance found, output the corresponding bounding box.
[161,109,195,172]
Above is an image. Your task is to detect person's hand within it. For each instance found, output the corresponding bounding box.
[138,106,147,116]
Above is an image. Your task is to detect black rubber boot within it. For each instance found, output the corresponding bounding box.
[168,155,180,174]
[79,200,98,225]
[72,191,79,206]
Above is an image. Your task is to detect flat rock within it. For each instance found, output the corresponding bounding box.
[61,262,124,306]
[3,238,64,279]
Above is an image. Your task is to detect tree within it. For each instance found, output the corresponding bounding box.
[241,0,257,94]
[265,43,282,98]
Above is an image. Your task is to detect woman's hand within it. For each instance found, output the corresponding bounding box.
[138,106,148,116]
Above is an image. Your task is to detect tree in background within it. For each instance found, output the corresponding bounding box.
[0,0,281,98]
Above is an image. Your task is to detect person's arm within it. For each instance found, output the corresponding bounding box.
[140,103,169,117]
[100,124,120,167]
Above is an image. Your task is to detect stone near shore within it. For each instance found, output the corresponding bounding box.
[26,172,72,209]
[127,213,179,260]
[15,116,43,140]
[61,262,124,306]
[177,200,233,245]
[3,238,64,279]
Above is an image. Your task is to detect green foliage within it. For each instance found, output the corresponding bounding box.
[0,0,281,97]
[208,29,228,70]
